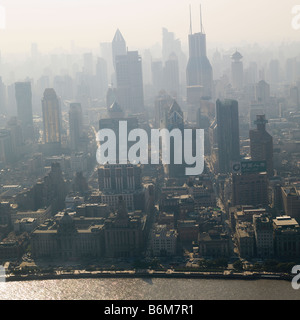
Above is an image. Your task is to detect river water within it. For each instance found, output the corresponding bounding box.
[0,278,299,300]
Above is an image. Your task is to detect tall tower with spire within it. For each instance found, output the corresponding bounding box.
[186,5,213,104]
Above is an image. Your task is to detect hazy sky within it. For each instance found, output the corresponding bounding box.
[0,0,299,54]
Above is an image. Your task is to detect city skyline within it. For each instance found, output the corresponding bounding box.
[0,0,300,302]
[0,0,298,54]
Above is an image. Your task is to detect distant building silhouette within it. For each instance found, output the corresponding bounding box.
[249,114,273,177]
[0,129,13,165]
[164,100,185,179]
[216,99,240,173]
[151,60,164,95]
[115,51,144,114]
[112,29,126,70]
[231,51,244,89]
[42,88,62,154]
[15,82,34,141]
[163,53,180,98]
[69,103,83,152]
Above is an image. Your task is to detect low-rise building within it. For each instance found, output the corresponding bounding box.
[14,218,38,234]
[198,229,230,258]
[11,206,52,226]
[150,224,177,257]
[273,216,300,260]
[235,222,255,258]
[177,220,199,242]
[31,213,105,260]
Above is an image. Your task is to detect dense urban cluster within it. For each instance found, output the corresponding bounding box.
[0,21,300,274]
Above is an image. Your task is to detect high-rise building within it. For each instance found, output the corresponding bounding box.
[98,102,146,211]
[162,28,181,63]
[186,6,213,103]
[99,101,139,162]
[231,51,243,89]
[115,51,144,114]
[164,100,185,179]
[154,90,173,129]
[15,82,34,141]
[232,172,269,207]
[249,115,273,177]
[216,99,240,173]
[98,164,144,212]
[6,117,23,160]
[95,57,108,100]
[69,103,83,151]
[0,129,13,165]
[255,80,270,103]
[161,27,187,90]
[100,42,114,84]
[112,29,127,70]
[0,77,7,115]
[42,88,61,147]
[163,53,180,98]
[151,60,164,95]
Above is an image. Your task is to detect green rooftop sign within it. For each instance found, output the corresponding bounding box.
[232,160,267,174]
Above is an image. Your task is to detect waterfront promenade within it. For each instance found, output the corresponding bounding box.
[3,268,292,283]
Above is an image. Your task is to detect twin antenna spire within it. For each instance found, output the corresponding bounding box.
[189,4,204,35]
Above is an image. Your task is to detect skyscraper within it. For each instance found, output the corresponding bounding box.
[154,90,173,128]
[231,51,244,89]
[112,29,127,70]
[99,101,138,162]
[164,100,185,179]
[216,99,240,173]
[0,129,13,164]
[42,88,61,147]
[249,114,273,177]
[0,77,7,115]
[15,82,34,141]
[6,116,23,160]
[115,51,144,114]
[186,6,213,104]
[151,60,164,95]
[69,103,83,151]
[162,28,181,63]
[163,53,180,98]
[95,57,108,100]
[255,80,270,103]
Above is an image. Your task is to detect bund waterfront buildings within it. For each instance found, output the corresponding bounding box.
[31,196,146,259]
